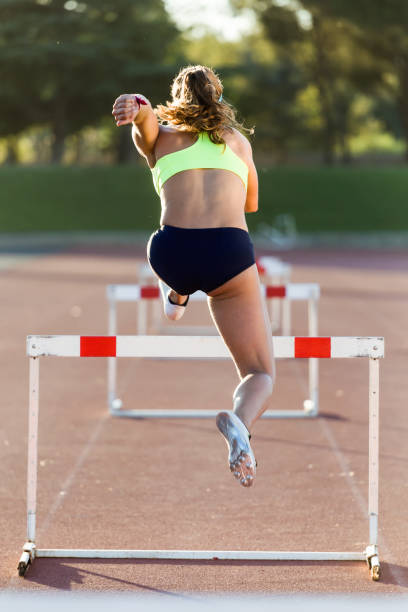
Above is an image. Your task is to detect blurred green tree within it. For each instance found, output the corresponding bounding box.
[0,0,179,163]
[302,0,408,160]
[233,0,384,163]
[225,58,306,161]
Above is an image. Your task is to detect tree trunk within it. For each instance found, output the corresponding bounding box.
[73,134,83,165]
[51,103,67,164]
[312,16,337,165]
[117,127,135,164]
[321,113,336,165]
[397,62,408,163]
[3,137,18,165]
[51,125,66,164]
[339,138,352,164]
[337,104,353,165]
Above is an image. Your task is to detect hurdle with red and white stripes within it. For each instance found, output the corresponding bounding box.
[19,334,383,580]
[106,283,320,419]
[107,282,318,336]
[138,256,293,333]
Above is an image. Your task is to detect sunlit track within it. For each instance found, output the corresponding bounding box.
[1,249,407,592]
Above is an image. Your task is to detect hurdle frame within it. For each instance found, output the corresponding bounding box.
[139,256,293,333]
[106,283,320,419]
[256,256,292,333]
[19,334,382,581]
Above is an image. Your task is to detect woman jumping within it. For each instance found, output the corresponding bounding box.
[112,65,275,488]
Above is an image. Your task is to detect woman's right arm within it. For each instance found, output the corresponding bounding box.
[230,129,258,213]
[112,94,159,166]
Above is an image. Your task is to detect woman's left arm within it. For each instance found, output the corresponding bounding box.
[243,142,258,213]
[112,93,159,165]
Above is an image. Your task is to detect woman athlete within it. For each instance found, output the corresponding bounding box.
[112,65,275,488]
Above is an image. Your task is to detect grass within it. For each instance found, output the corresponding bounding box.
[1,164,408,233]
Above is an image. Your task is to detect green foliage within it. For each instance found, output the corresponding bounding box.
[226,60,307,158]
[1,0,407,164]
[247,1,386,162]
[303,0,408,30]
[301,0,408,156]
[0,0,180,160]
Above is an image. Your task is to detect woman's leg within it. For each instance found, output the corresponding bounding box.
[207,263,275,486]
[208,263,275,427]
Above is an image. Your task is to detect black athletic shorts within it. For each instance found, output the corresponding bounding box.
[147,224,255,295]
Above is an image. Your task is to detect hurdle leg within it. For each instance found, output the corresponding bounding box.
[19,357,40,576]
[305,298,319,415]
[107,298,121,412]
[282,268,291,334]
[152,297,161,333]
[137,300,148,335]
[269,276,281,331]
[282,297,291,336]
[365,357,380,580]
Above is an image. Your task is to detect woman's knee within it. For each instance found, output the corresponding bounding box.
[233,371,274,402]
[237,353,275,383]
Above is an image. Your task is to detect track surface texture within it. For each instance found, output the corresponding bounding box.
[1,245,407,594]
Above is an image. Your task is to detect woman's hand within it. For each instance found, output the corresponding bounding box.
[112,94,149,127]
[113,93,159,164]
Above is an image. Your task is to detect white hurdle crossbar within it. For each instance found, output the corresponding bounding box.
[106,283,320,419]
[19,334,383,580]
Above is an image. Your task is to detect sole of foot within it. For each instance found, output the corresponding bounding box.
[216,411,256,488]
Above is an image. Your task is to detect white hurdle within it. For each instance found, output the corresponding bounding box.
[19,334,383,580]
[106,283,320,419]
[139,257,293,333]
[256,256,292,333]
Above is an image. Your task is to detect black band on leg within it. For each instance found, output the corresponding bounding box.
[168,294,190,307]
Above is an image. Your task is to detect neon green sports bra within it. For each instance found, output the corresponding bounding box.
[151,132,249,195]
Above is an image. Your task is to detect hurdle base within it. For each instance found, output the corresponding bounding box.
[18,542,35,577]
[365,544,381,581]
[109,406,319,419]
[19,545,379,580]
[34,548,366,561]
[35,548,366,561]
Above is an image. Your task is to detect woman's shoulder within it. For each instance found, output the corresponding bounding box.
[155,125,197,159]
[157,124,196,141]
[223,128,253,160]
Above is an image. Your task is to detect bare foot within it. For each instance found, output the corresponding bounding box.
[216,411,256,487]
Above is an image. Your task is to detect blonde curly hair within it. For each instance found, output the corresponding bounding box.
[155,65,252,144]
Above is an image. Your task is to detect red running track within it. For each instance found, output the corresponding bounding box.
[0,247,407,593]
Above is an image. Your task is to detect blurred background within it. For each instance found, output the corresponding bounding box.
[1,0,407,245]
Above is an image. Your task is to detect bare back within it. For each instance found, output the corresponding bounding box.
[150,126,258,230]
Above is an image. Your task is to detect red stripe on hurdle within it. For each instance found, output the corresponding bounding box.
[140,286,160,299]
[256,259,266,274]
[295,337,331,358]
[80,336,116,357]
[266,286,286,298]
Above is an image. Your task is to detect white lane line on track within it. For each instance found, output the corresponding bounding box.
[37,413,109,538]
[291,357,406,591]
